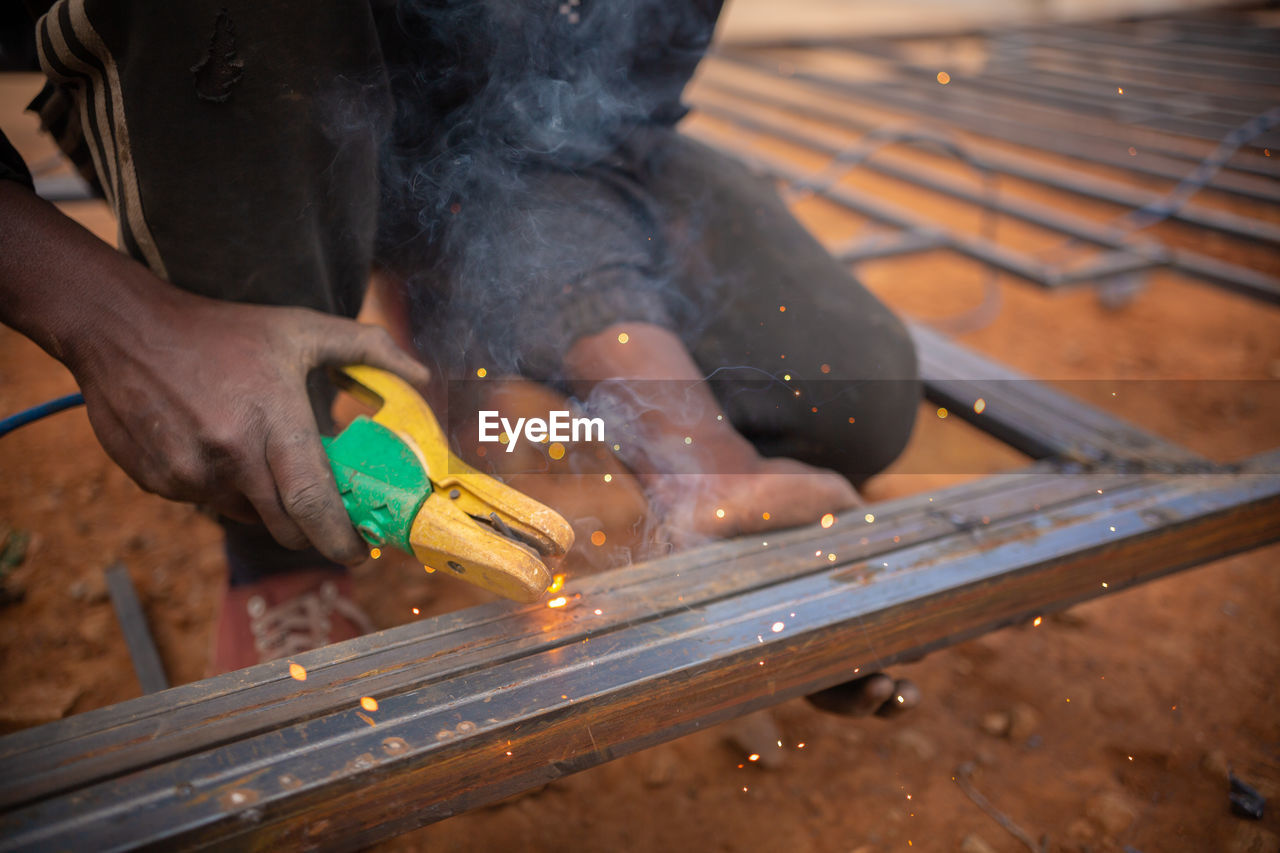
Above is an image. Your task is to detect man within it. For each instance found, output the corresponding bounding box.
[0,0,919,712]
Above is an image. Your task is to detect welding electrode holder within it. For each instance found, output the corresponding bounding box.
[322,365,574,602]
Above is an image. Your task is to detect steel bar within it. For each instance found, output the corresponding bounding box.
[683,118,1280,302]
[697,79,1280,247]
[103,563,169,695]
[909,323,1208,470]
[2,456,1276,851]
[697,77,1280,247]
[710,50,1280,206]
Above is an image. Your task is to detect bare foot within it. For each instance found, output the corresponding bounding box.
[645,456,860,547]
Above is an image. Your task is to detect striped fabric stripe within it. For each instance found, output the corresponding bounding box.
[34,0,169,279]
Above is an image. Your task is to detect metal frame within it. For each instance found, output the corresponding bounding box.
[2,11,1278,851]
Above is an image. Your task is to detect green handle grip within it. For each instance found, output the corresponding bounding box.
[322,416,432,554]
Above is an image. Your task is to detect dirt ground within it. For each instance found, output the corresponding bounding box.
[2,43,1279,853]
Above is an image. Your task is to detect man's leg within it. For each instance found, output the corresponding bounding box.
[646,131,921,484]
[33,0,393,671]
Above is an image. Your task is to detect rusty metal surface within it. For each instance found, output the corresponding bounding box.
[1,454,1277,850]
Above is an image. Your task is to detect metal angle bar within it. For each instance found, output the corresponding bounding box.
[821,39,1274,142]
[835,229,949,262]
[691,101,1280,302]
[685,132,1058,286]
[909,322,1205,468]
[697,79,1280,246]
[710,51,1280,206]
[0,467,1130,808]
[693,100,1171,255]
[979,64,1273,125]
[987,41,1280,117]
[3,460,1277,851]
[103,563,169,694]
[1031,29,1280,80]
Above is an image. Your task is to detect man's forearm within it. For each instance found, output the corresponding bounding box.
[0,180,171,369]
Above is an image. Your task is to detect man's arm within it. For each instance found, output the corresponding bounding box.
[0,179,431,565]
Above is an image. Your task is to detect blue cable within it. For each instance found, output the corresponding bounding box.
[0,392,86,438]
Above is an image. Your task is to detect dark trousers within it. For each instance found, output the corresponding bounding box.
[31,0,917,584]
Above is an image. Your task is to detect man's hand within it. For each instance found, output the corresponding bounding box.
[76,295,429,565]
[0,181,430,565]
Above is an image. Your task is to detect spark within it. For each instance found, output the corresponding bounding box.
[548,442,566,460]
[603,473,613,482]
[1033,616,1042,627]
[896,695,905,704]
[762,511,771,520]
[476,367,487,378]
[715,508,726,519]
[778,305,786,312]
[360,696,379,712]
[1117,86,1124,94]
[684,436,693,445]
[1128,146,1138,156]
[937,407,948,419]
[783,373,792,381]
[816,550,823,556]
[1128,755,1134,761]
[820,363,831,374]
[1101,581,1109,588]
[411,607,420,615]
[762,541,768,547]
[771,621,785,632]
[617,332,630,344]
[423,565,435,574]
[613,443,620,451]
[797,742,805,749]
[1109,525,1116,532]
[936,71,951,85]
[848,417,855,424]
[973,398,986,414]
[289,663,307,682]
[590,530,606,547]
[827,553,836,562]
[821,512,835,528]
[547,596,567,608]
[506,751,513,756]
[864,513,875,523]
[370,547,382,560]
[748,753,760,762]
[594,608,603,615]
[547,573,566,594]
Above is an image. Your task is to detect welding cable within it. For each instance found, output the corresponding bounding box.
[0,392,85,438]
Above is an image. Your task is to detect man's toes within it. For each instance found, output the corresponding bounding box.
[874,678,922,718]
[805,672,895,717]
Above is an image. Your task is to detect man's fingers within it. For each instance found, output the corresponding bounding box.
[236,468,310,551]
[265,418,367,566]
[315,319,431,391]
